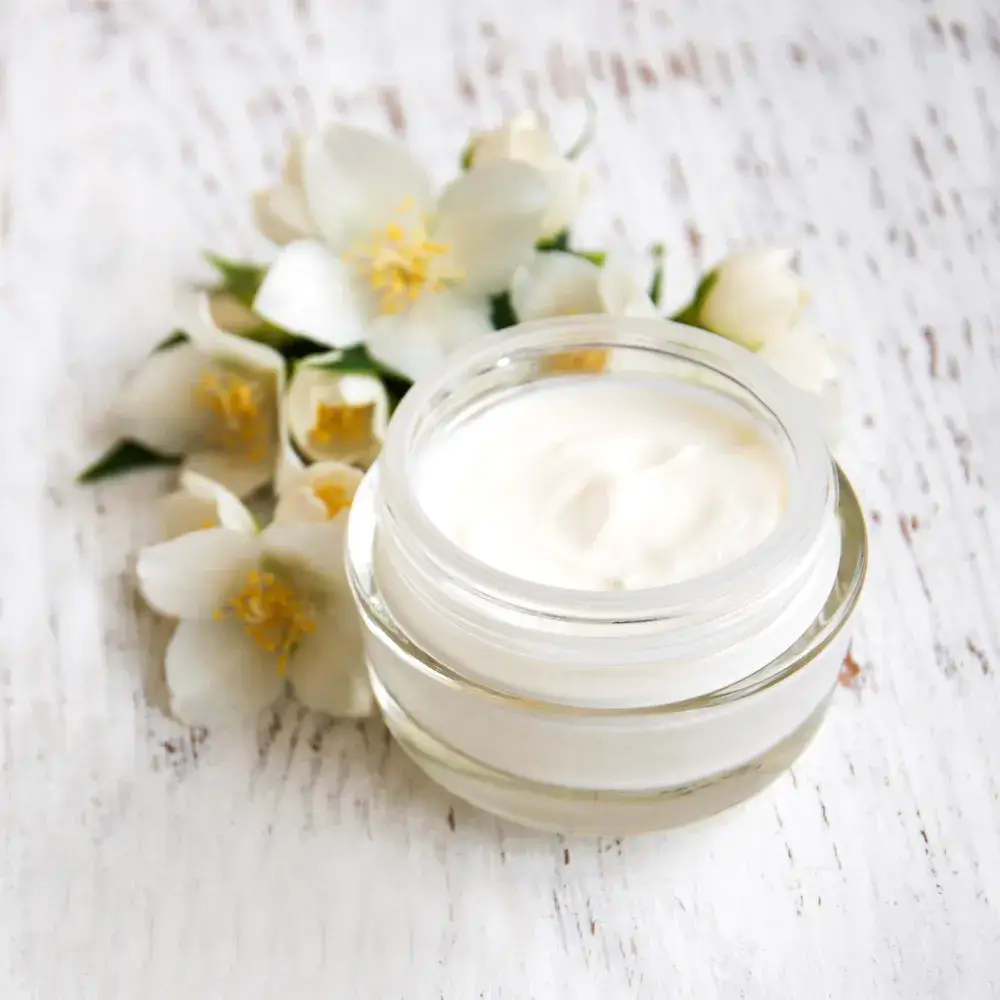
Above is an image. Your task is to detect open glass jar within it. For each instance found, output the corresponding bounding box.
[346,317,867,834]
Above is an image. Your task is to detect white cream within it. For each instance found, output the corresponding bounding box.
[417,379,788,590]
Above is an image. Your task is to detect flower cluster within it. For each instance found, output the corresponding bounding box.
[80,111,839,728]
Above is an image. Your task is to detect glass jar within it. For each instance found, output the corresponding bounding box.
[346,316,867,834]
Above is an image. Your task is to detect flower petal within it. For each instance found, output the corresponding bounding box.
[208,292,263,335]
[510,251,602,321]
[286,364,388,465]
[760,325,842,446]
[137,528,261,619]
[261,519,348,595]
[183,450,274,499]
[467,113,585,238]
[434,161,550,296]
[178,292,285,374]
[366,290,493,383]
[597,259,659,317]
[288,607,372,718]
[470,112,555,162]
[162,491,223,540]
[113,342,212,455]
[253,183,315,246]
[274,461,364,525]
[698,249,809,348]
[162,471,258,539]
[757,322,837,396]
[537,157,588,239]
[300,125,434,252]
[253,240,372,348]
[165,619,284,726]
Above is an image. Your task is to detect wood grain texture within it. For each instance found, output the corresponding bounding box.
[2,0,999,996]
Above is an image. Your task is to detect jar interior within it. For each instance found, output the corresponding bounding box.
[384,329,830,614]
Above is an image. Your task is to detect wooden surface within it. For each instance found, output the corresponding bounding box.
[2,0,999,996]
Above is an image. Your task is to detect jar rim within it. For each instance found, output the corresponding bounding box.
[377,315,834,622]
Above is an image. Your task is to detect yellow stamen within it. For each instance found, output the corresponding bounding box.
[310,402,375,449]
[344,199,461,315]
[196,369,270,461]
[312,482,353,520]
[542,349,609,375]
[216,569,316,674]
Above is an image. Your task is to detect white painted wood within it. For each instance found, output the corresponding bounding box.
[2,0,999,996]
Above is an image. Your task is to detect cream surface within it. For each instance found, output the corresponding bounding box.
[417,379,789,590]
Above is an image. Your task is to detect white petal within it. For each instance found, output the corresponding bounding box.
[183,450,274,499]
[699,249,809,348]
[467,113,585,236]
[161,471,258,539]
[283,135,306,185]
[253,184,315,246]
[286,364,388,464]
[469,112,556,165]
[758,322,837,396]
[288,607,372,718]
[598,260,659,317]
[537,157,588,239]
[253,240,372,348]
[261,519,348,595]
[300,125,434,252]
[113,343,212,455]
[434,161,550,296]
[178,292,285,374]
[162,491,222,540]
[137,528,261,619]
[165,619,284,726]
[510,252,602,321]
[366,290,493,382]
[271,489,330,526]
[253,136,313,246]
[274,462,364,525]
[208,293,263,335]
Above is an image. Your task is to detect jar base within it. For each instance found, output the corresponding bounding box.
[373,668,835,836]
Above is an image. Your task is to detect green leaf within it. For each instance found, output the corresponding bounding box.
[536,233,606,268]
[155,330,189,352]
[460,141,475,170]
[203,252,267,308]
[77,440,181,485]
[670,269,718,327]
[379,369,412,413]
[537,231,570,252]
[276,336,348,365]
[304,344,374,374]
[648,243,666,307]
[489,291,518,330]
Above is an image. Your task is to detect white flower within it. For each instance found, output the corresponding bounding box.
[511,251,657,322]
[252,125,550,382]
[138,471,371,725]
[274,461,364,525]
[688,248,840,440]
[694,248,810,350]
[467,111,588,239]
[114,294,283,498]
[285,353,388,467]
